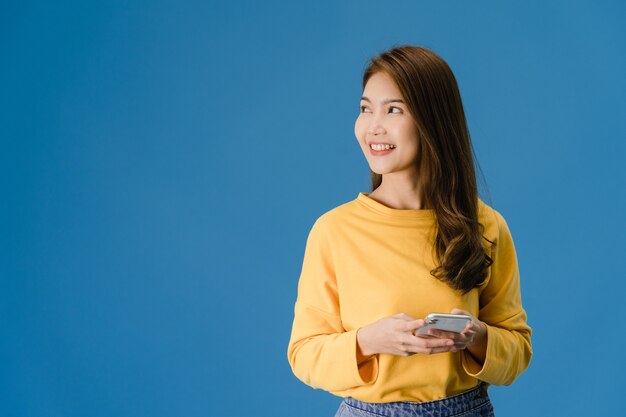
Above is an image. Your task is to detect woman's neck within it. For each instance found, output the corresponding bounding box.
[368,176,428,210]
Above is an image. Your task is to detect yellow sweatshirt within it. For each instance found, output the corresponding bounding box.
[287,192,532,403]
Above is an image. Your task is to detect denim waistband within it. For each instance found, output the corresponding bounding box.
[343,383,490,417]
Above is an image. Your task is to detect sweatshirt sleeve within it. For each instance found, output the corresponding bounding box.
[287,217,378,392]
[461,210,533,385]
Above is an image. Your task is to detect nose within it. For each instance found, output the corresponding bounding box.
[367,121,385,135]
[365,107,388,135]
[367,127,383,135]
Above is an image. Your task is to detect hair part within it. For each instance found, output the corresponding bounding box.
[362,45,493,294]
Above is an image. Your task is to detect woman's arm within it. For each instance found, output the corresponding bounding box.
[287,217,464,392]
[286,217,379,392]
[461,210,533,385]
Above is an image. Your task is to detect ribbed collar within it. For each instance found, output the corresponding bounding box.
[356,192,436,221]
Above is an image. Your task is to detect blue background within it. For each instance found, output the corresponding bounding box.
[2,1,625,416]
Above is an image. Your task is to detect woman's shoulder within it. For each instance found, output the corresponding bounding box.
[477,198,512,243]
[309,197,359,230]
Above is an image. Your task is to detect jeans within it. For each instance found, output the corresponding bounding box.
[334,383,495,417]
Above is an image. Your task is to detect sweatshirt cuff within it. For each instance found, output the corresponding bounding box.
[461,324,506,385]
[345,328,378,387]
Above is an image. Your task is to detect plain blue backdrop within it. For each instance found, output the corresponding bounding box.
[2,1,625,416]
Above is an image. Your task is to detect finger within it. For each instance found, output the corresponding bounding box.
[408,342,459,355]
[454,336,471,347]
[449,332,469,344]
[427,329,461,340]
[418,345,458,354]
[408,334,455,349]
[455,332,473,342]
[460,323,477,334]
[404,319,425,333]
[455,335,473,347]
[405,335,467,354]
[395,312,418,322]
[462,321,474,333]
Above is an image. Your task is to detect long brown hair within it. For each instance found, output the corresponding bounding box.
[362,45,493,294]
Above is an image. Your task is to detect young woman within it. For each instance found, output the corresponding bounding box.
[287,45,532,417]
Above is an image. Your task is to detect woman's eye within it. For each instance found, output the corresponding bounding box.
[389,106,402,114]
[360,106,370,113]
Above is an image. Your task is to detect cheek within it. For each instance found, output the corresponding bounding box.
[354,117,366,142]
[400,123,420,145]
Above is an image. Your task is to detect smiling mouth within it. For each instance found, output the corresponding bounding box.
[369,143,397,150]
[369,146,396,156]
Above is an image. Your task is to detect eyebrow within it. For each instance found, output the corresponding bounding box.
[360,96,405,104]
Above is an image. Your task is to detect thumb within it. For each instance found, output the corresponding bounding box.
[451,308,471,316]
[404,319,425,331]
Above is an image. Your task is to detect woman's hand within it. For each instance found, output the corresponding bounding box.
[356,313,457,357]
[424,309,488,362]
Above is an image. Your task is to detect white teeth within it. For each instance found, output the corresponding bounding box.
[370,144,396,151]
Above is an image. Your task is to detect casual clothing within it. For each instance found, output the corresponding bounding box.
[335,383,494,417]
[287,192,532,403]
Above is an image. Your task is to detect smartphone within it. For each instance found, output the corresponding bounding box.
[415,313,471,337]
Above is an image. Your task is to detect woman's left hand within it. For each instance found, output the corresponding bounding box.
[424,308,487,352]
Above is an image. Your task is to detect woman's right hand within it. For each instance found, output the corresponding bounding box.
[356,313,457,357]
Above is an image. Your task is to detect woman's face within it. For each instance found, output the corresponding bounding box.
[354,71,420,177]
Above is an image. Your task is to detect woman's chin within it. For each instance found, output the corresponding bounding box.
[368,165,396,175]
